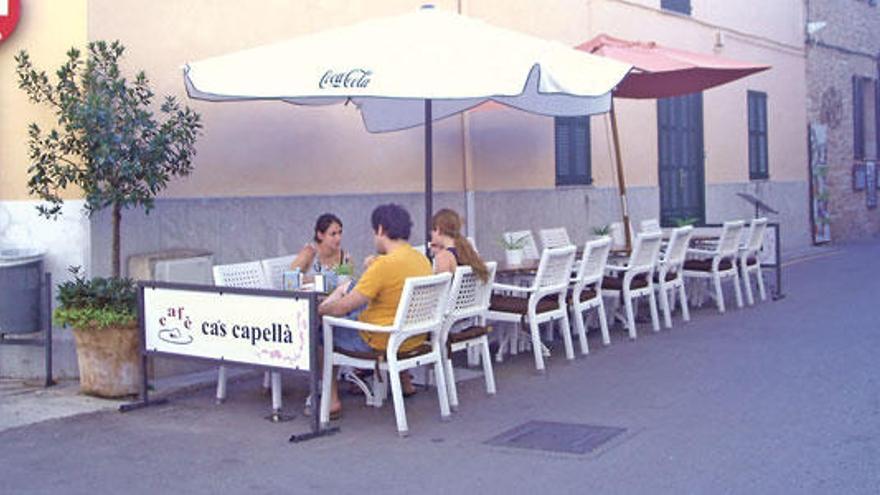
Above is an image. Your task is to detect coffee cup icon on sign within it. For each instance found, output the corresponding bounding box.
[158,327,194,345]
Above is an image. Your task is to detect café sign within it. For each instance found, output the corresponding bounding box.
[143,286,311,371]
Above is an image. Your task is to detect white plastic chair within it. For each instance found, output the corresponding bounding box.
[212,261,284,416]
[487,245,577,371]
[440,262,497,411]
[569,237,612,354]
[260,254,298,290]
[739,217,768,305]
[655,226,694,329]
[539,227,572,249]
[320,273,453,437]
[682,220,745,313]
[609,221,633,250]
[601,232,663,339]
[503,230,540,260]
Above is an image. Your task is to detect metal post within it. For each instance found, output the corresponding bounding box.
[290,293,338,442]
[425,98,433,255]
[772,222,784,300]
[120,285,167,412]
[43,272,54,387]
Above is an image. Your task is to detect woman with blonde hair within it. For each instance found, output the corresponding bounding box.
[430,208,488,282]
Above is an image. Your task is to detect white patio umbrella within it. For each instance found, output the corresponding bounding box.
[184,5,631,244]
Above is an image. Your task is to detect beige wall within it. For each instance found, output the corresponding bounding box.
[87,0,468,199]
[2,0,808,200]
[467,0,807,190]
[0,0,88,200]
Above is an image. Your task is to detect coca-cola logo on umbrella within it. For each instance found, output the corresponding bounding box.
[319,69,372,89]
[0,0,21,43]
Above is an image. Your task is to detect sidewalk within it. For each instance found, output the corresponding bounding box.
[0,241,845,434]
[0,368,256,434]
[2,240,878,493]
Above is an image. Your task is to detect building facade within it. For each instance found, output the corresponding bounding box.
[1,0,810,377]
[805,0,880,242]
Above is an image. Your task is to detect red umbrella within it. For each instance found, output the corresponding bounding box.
[578,34,770,248]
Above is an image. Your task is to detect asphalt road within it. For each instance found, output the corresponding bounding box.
[2,241,878,494]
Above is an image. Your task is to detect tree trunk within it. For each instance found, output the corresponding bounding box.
[112,202,121,278]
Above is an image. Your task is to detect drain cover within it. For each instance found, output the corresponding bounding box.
[485,420,626,455]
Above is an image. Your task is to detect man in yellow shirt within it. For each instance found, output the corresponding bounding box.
[318,204,431,418]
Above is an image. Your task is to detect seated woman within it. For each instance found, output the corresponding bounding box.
[430,208,489,283]
[291,213,352,277]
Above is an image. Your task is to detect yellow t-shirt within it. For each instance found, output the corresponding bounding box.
[354,243,432,351]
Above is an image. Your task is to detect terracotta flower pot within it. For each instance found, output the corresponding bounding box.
[71,324,141,398]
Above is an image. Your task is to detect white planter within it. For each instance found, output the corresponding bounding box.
[505,248,524,266]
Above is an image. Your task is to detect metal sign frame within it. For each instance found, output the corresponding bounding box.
[120,281,337,442]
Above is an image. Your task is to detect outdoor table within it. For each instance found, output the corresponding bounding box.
[496,258,540,278]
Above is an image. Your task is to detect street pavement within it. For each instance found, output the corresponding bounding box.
[1,240,878,494]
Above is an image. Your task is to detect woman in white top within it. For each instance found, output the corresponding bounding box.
[291,213,351,275]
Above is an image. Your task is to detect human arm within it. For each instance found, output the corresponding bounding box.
[290,243,317,272]
[433,249,457,275]
[319,287,369,317]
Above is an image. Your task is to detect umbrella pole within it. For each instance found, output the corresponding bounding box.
[609,100,632,252]
[425,99,433,255]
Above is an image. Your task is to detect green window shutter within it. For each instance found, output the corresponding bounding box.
[748,91,769,180]
[854,75,865,160]
[555,116,592,185]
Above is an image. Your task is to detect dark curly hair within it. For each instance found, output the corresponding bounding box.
[370,204,412,240]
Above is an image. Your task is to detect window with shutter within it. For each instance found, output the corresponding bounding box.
[554,116,592,186]
[661,0,691,15]
[854,76,865,160]
[748,91,769,180]
[854,76,878,161]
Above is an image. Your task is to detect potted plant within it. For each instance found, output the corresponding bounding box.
[591,224,611,239]
[16,40,202,396]
[674,216,699,227]
[55,267,140,397]
[499,234,528,265]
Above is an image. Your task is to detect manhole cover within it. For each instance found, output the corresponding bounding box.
[485,420,626,455]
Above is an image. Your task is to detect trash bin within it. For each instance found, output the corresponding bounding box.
[0,247,46,335]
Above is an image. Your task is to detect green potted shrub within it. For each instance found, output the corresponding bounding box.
[16,40,202,396]
[591,224,611,238]
[673,216,699,227]
[499,233,528,265]
[55,267,139,397]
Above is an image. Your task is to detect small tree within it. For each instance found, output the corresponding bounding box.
[15,40,202,277]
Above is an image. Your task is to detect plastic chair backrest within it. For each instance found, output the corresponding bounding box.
[718,220,746,257]
[534,245,577,291]
[504,230,540,260]
[628,232,663,272]
[576,236,611,286]
[447,262,497,323]
[394,272,452,333]
[212,261,268,289]
[260,254,298,290]
[663,226,694,267]
[744,217,768,254]
[640,219,661,234]
[539,227,572,249]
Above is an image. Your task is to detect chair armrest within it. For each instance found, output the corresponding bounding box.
[686,248,716,257]
[492,282,533,293]
[605,264,629,272]
[322,316,392,333]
